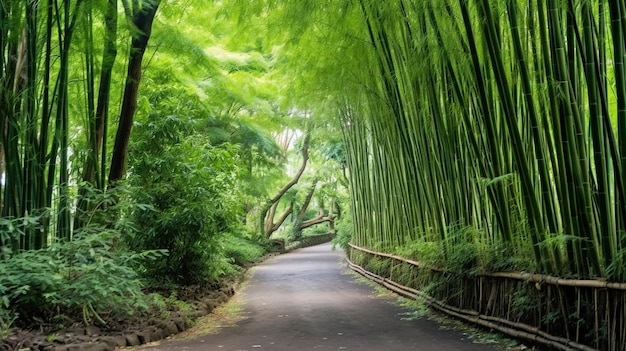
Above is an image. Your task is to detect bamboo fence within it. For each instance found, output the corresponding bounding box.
[349,243,626,351]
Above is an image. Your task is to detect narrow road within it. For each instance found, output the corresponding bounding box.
[140,243,501,351]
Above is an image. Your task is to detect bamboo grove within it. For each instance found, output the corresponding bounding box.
[321,0,626,349]
[0,0,160,251]
[339,0,626,283]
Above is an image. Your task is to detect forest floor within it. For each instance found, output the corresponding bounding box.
[122,243,527,351]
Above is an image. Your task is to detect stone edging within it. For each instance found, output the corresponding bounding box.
[10,284,238,351]
[284,233,336,252]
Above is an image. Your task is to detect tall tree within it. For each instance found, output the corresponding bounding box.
[261,132,310,238]
[108,0,161,184]
[82,0,118,188]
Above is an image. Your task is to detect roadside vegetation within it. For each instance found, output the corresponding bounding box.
[0,0,346,344]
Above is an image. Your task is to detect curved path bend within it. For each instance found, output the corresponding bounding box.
[137,243,501,351]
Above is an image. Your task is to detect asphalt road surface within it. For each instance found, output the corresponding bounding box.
[138,242,501,351]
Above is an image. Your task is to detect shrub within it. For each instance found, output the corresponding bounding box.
[223,233,269,267]
[0,230,163,327]
[128,112,243,285]
[332,211,353,250]
[301,224,331,238]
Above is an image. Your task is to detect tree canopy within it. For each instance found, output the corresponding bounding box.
[3,0,626,349]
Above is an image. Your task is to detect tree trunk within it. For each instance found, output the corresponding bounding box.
[298,204,336,233]
[288,179,318,240]
[56,0,86,241]
[108,0,160,185]
[260,133,310,238]
[259,131,311,238]
[0,3,19,217]
[74,0,118,229]
[264,201,293,236]
[297,179,318,218]
[83,0,117,187]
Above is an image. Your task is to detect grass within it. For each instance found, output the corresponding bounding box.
[179,296,245,337]
[343,268,397,299]
[174,274,252,339]
[223,234,270,267]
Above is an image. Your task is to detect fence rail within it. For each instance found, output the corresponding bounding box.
[348,243,626,290]
[348,243,626,351]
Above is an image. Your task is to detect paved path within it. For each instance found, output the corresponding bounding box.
[139,243,500,351]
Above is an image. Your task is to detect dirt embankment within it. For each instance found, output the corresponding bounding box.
[1,275,242,351]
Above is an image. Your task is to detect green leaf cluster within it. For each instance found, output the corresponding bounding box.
[0,230,162,327]
[126,88,245,285]
[332,211,353,251]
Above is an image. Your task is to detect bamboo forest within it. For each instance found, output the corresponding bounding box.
[2,0,626,350]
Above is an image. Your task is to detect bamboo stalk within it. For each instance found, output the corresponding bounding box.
[273,1,626,347]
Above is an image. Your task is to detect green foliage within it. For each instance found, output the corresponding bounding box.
[606,233,626,280]
[363,256,392,277]
[394,225,535,276]
[396,239,445,270]
[145,291,194,319]
[0,214,44,257]
[477,239,522,273]
[301,225,330,237]
[200,114,285,207]
[127,91,244,284]
[0,281,17,338]
[444,226,479,277]
[222,232,269,267]
[332,211,352,250]
[289,222,329,243]
[0,230,161,327]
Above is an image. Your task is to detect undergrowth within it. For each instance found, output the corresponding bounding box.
[0,231,165,330]
[0,218,269,338]
[223,233,270,267]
